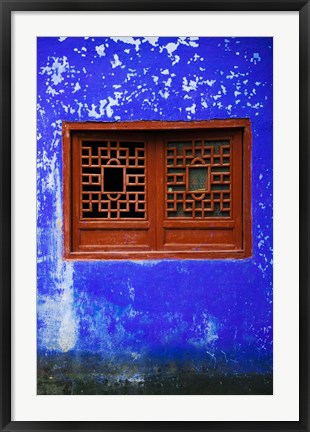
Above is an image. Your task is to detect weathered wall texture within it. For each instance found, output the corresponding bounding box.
[37,37,273,394]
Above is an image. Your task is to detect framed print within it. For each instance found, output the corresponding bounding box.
[1,0,309,430]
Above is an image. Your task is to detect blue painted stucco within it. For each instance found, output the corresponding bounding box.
[37,37,272,388]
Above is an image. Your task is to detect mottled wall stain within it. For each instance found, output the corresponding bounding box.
[37,37,272,389]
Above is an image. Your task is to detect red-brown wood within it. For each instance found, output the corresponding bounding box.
[69,130,157,255]
[65,250,248,260]
[155,128,243,253]
[63,119,250,131]
[62,120,252,260]
[242,122,253,258]
[230,129,243,251]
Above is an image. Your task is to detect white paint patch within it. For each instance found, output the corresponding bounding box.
[41,56,69,86]
[165,42,178,54]
[37,139,79,352]
[182,77,198,92]
[72,82,81,93]
[142,37,159,46]
[111,54,122,68]
[58,263,78,352]
[213,94,222,101]
[188,39,199,47]
[206,320,219,343]
[206,79,216,87]
[75,100,83,118]
[251,52,261,64]
[188,313,219,350]
[159,89,169,99]
[38,263,78,352]
[95,44,106,57]
[38,151,58,192]
[46,86,58,96]
[163,78,172,87]
[87,103,101,119]
[105,93,123,118]
[132,260,160,267]
[128,280,135,301]
[111,37,141,51]
[186,103,196,114]
[172,55,180,65]
[126,70,137,81]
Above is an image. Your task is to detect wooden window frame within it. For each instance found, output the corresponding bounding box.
[63,120,252,260]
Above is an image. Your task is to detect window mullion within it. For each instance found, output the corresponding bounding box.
[154,133,165,251]
[146,134,158,251]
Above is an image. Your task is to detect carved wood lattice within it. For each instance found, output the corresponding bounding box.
[81,140,146,219]
[166,140,231,218]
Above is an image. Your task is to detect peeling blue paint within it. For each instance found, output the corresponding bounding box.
[37,37,273,393]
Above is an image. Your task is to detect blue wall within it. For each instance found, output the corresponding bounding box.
[37,37,272,391]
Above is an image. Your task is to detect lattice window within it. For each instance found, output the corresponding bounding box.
[166,140,231,218]
[81,140,146,220]
[63,121,252,259]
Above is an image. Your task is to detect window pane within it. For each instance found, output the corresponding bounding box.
[81,140,146,219]
[166,140,231,218]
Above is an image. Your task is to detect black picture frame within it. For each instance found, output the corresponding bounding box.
[1,0,309,430]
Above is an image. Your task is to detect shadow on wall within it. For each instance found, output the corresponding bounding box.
[37,352,272,395]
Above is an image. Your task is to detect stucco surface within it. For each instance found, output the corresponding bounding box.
[37,37,272,394]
